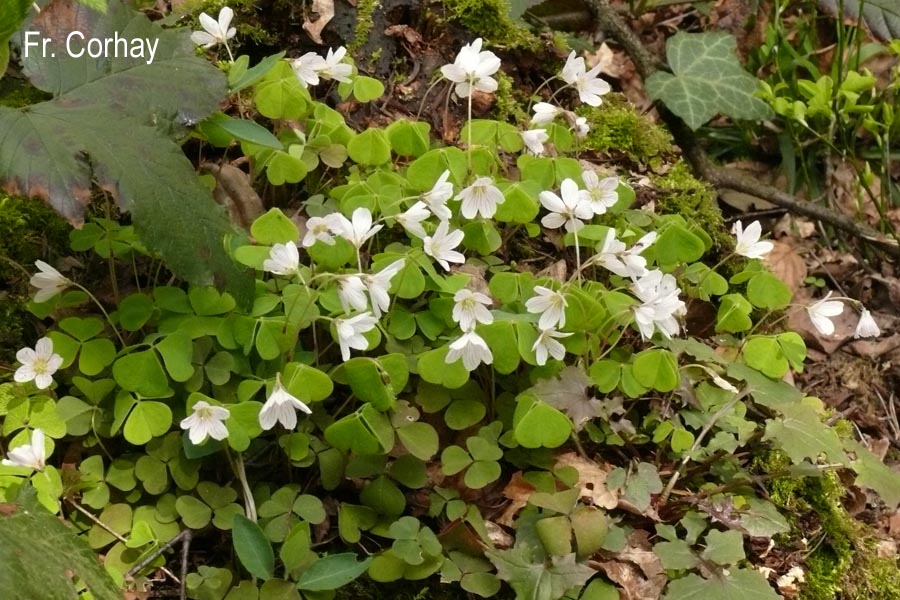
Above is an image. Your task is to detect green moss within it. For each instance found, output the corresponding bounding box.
[492,70,528,124]
[578,94,672,165]
[0,195,70,365]
[439,0,539,49]
[651,161,729,250]
[350,0,379,52]
[0,78,51,108]
[758,451,900,600]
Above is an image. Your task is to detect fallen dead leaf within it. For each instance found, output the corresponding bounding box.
[554,452,618,510]
[498,472,536,526]
[384,24,424,48]
[763,241,807,293]
[484,520,514,549]
[596,530,666,600]
[850,331,900,358]
[302,0,335,44]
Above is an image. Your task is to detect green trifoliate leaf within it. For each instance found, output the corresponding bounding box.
[645,32,773,129]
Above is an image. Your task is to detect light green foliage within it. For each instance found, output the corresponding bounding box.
[646,32,774,129]
[2,24,899,600]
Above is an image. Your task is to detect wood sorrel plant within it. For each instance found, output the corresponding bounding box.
[1,21,898,600]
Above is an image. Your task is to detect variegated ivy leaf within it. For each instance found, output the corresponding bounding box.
[645,32,773,130]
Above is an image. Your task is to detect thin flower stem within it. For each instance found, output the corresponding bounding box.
[223,41,235,63]
[225,446,257,521]
[659,388,749,505]
[73,283,126,347]
[416,77,446,122]
[573,227,582,281]
[466,89,473,174]
[527,76,560,112]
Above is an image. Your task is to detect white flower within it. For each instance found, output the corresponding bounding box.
[732,220,774,259]
[522,129,549,155]
[321,46,353,83]
[335,312,378,361]
[191,6,236,49]
[631,270,686,340]
[259,374,312,431]
[854,308,881,339]
[263,241,300,275]
[526,286,567,330]
[14,337,62,390]
[446,331,493,371]
[2,428,46,470]
[532,328,571,366]
[180,400,230,445]
[291,52,327,87]
[396,202,431,238]
[30,260,71,303]
[440,38,502,98]
[338,275,368,314]
[421,170,454,221]
[423,221,465,271]
[365,260,404,318]
[330,207,383,249]
[582,171,619,215]
[560,51,611,107]
[531,102,560,126]
[457,177,505,220]
[302,216,337,248]
[806,292,844,336]
[452,289,493,332]
[597,229,656,279]
[539,178,593,232]
[573,116,589,138]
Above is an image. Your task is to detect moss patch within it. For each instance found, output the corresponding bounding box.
[0,77,51,108]
[349,0,379,52]
[0,195,70,365]
[760,451,900,600]
[651,161,729,250]
[439,0,538,49]
[578,94,672,166]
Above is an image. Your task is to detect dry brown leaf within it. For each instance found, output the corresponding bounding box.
[302,0,335,44]
[763,241,807,293]
[201,162,265,231]
[537,259,567,282]
[554,452,618,509]
[596,531,666,600]
[498,471,536,526]
[484,520,514,549]
[384,24,424,48]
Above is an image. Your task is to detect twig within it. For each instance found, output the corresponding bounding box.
[67,499,127,543]
[584,0,900,259]
[125,529,192,586]
[658,388,749,505]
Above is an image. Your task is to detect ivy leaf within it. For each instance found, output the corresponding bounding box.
[2,0,251,301]
[486,545,594,600]
[528,366,601,431]
[738,498,790,538]
[700,530,745,566]
[845,439,900,509]
[763,403,848,465]
[664,569,780,600]
[607,462,663,513]
[645,32,773,129]
[818,0,900,42]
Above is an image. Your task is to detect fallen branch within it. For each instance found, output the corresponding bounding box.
[585,0,900,259]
